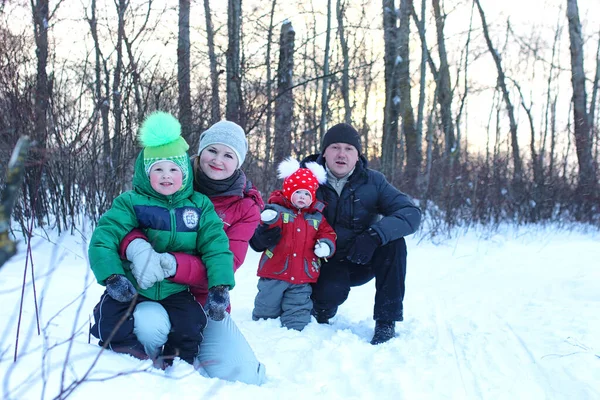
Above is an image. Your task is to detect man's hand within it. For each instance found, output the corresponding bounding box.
[125,238,165,289]
[105,274,137,302]
[346,228,382,265]
[249,224,282,252]
[205,285,230,321]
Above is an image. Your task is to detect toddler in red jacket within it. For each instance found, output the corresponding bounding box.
[251,158,336,330]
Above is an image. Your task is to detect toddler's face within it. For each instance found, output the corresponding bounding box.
[149,160,183,195]
[291,189,312,209]
[199,144,239,180]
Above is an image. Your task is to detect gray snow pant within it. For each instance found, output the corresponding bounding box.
[252,278,312,331]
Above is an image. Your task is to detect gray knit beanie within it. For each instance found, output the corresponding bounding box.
[197,121,248,168]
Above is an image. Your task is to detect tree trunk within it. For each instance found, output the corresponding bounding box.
[178,0,192,142]
[274,21,295,166]
[566,0,596,195]
[432,0,456,160]
[475,0,523,185]
[30,0,49,222]
[264,0,277,191]
[204,0,220,124]
[88,0,111,162]
[32,0,49,150]
[319,0,332,140]
[226,0,242,125]
[398,0,419,192]
[336,0,351,125]
[587,34,599,143]
[381,0,400,181]
[415,0,426,162]
[112,0,126,184]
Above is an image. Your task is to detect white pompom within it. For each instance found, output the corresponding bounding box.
[277,157,301,179]
[305,162,327,184]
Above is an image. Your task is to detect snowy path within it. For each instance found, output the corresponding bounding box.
[0,225,598,399]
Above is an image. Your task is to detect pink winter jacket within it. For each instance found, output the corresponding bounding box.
[120,179,263,306]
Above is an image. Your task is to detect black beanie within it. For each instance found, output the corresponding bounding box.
[321,123,362,154]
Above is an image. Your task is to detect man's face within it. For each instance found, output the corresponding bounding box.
[323,142,359,178]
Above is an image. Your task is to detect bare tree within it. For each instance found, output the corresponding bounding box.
[432,0,456,159]
[226,0,242,125]
[319,0,332,139]
[336,0,351,125]
[567,0,596,198]
[28,0,50,221]
[264,0,277,187]
[475,0,523,185]
[398,0,420,192]
[273,21,295,166]
[204,0,220,124]
[381,0,400,180]
[86,0,111,162]
[178,0,192,141]
[111,0,127,183]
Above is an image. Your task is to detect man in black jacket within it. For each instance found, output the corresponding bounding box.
[250,123,421,344]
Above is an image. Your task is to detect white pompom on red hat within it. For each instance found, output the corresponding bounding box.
[278,157,326,205]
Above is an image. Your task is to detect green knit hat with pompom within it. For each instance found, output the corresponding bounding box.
[139,111,189,184]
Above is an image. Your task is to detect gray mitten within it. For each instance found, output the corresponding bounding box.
[125,238,165,290]
[105,274,137,302]
[205,285,230,321]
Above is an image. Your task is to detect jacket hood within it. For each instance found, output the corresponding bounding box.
[132,150,194,202]
[244,177,265,210]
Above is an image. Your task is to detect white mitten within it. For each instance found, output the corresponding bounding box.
[260,209,278,223]
[314,242,331,258]
[160,253,177,278]
[125,239,165,290]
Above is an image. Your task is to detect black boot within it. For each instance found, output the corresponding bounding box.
[370,320,395,345]
[311,308,330,324]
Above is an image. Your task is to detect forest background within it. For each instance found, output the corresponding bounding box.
[1,0,599,236]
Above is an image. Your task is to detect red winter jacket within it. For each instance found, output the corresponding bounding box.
[256,190,336,284]
[120,176,263,306]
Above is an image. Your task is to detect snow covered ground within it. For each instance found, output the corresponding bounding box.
[0,224,598,399]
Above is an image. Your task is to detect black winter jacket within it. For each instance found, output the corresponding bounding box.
[302,153,421,260]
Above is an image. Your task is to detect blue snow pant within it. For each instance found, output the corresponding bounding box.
[252,278,313,331]
[90,289,206,364]
[311,237,407,322]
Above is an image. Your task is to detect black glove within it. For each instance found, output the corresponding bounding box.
[346,228,382,265]
[205,285,230,321]
[105,274,137,302]
[249,224,282,252]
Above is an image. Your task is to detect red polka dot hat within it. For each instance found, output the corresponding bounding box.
[278,157,327,205]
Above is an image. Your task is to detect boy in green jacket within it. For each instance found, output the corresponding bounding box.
[89,111,234,365]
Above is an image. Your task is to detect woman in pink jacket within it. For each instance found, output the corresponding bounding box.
[120,121,265,384]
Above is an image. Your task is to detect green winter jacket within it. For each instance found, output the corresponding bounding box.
[88,152,234,300]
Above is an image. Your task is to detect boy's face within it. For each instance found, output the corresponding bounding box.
[149,160,183,195]
[291,189,312,209]
[198,143,239,180]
